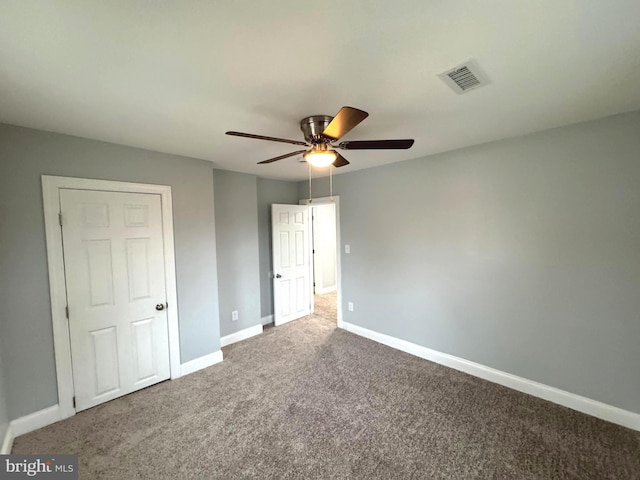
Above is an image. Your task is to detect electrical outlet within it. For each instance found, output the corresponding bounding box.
[232,310,239,321]
[345,244,351,254]
[348,302,354,312]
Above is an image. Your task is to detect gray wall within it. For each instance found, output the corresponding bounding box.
[213,170,261,336]
[300,111,640,414]
[0,343,9,449]
[0,123,221,419]
[256,178,300,319]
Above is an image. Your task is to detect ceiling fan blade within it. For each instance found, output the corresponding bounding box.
[226,131,308,146]
[332,153,350,168]
[257,150,307,164]
[338,139,415,150]
[322,106,369,141]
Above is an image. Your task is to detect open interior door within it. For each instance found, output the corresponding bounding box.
[272,204,311,326]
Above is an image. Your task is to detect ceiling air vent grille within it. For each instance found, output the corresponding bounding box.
[438,59,490,94]
[447,66,480,91]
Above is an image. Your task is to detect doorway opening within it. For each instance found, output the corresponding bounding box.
[301,196,342,328]
[313,291,337,327]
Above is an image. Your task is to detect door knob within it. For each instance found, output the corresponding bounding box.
[275,274,282,278]
[155,303,165,311]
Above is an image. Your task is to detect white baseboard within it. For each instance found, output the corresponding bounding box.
[261,315,274,326]
[1,425,13,454]
[341,321,640,432]
[7,352,224,439]
[180,350,223,376]
[221,324,263,347]
[10,405,61,437]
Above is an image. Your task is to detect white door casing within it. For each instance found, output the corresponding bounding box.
[42,176,181,420]
[60,189,171,411]
[272,204,311,326]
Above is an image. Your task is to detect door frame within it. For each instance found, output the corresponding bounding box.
[299,196,343,328]
[42,175,181,420]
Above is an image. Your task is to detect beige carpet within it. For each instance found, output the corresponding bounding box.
[12,292,640,479]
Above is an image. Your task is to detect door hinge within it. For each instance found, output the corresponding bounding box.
[58,213,63,227]
[65,305,69,319]
[72,396,76,409]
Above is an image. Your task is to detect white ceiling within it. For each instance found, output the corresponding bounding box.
[1,1,640,181]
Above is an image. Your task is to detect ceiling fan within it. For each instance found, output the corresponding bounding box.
[226,106,415,168]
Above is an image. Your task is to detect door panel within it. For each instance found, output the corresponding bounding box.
[90,326,120,396]
[295,276,306,310]
[279,231,290,267]
[60,189,170,411]
[126,238,152,300]
[131,317,157,383]
[85,239,115,307]
[272,204,311,326]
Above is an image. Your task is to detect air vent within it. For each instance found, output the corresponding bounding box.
[438,59,490,94]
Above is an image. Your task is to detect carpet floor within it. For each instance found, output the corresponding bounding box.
[12,293,640,479]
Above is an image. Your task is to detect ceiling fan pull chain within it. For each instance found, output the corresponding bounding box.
[330,164,333,201]
[308,163,313,203]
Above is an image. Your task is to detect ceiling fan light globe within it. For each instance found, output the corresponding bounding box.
[304,150,337,168]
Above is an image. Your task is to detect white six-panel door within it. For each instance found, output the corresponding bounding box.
[272,204,311,326]
[60,189,170,411]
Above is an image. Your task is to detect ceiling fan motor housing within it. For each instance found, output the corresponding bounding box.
[300,115,333,144]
